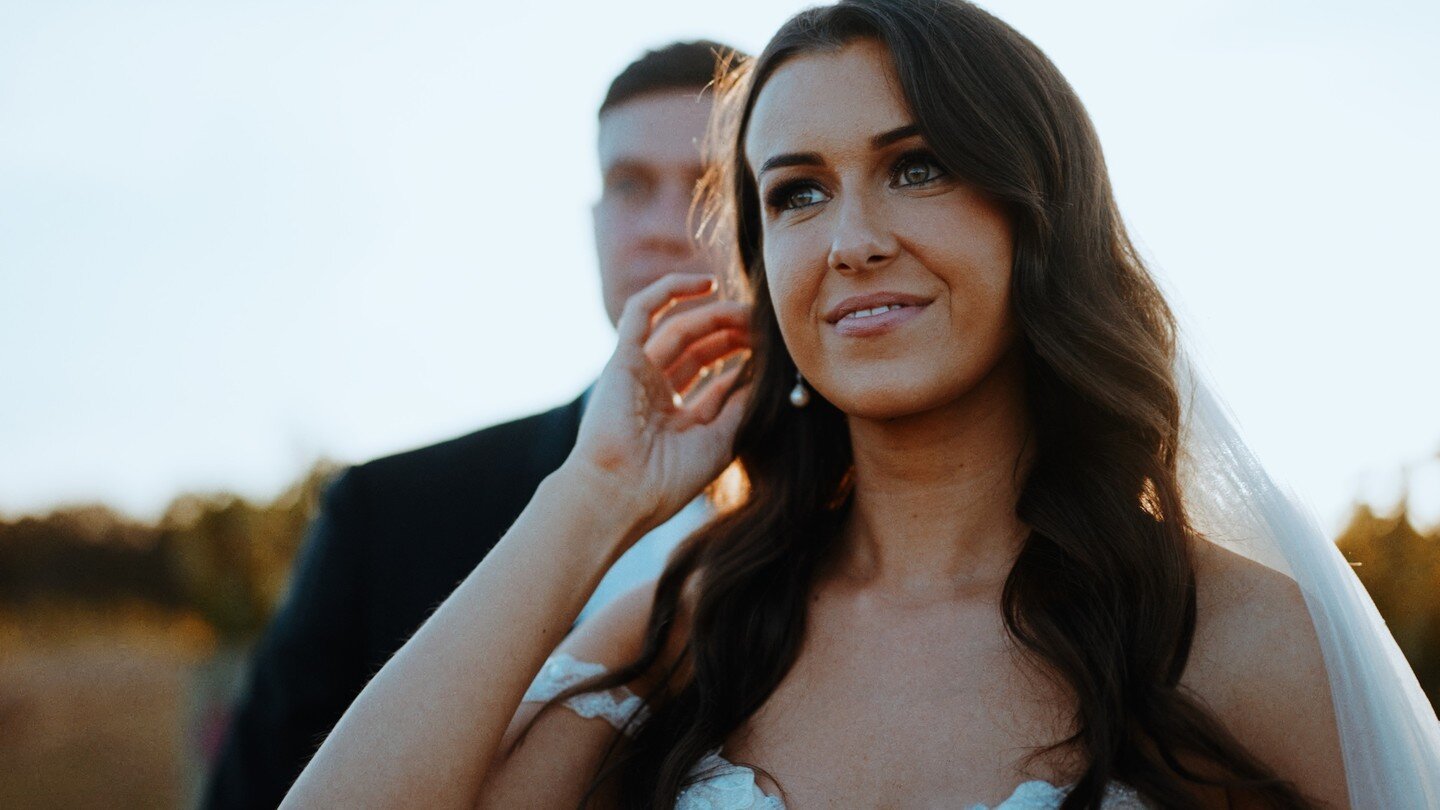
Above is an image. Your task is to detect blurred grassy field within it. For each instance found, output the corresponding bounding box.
[0,607,239,810]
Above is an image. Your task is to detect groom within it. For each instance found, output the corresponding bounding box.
[203,39,743,809]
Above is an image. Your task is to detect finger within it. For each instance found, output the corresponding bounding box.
[664,328,751,395]
[708,375,753,435]
[677,361,751,428]
[643,300,750,371]
[616,274,717,349]
[666,336,748,399]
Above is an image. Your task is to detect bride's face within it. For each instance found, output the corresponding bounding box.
[744,39,1020,419]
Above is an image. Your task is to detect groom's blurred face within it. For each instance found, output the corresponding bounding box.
[593,90,722,327]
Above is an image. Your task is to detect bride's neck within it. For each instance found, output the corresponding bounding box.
[833,351,1033,601]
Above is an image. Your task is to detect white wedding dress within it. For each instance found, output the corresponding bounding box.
[523,653,1154,809]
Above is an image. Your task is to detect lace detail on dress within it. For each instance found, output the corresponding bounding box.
[667,764,1150,810]
[676,748,786,810]
[521,652,650,733]
[968,779,1150,809]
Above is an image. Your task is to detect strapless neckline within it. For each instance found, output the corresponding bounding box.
[680,744,1141,810]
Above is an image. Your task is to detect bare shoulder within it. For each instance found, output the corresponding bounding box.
[1185,537,1349,807]
[1188,537,1313,667]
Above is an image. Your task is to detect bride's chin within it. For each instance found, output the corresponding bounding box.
[819,385,942,423]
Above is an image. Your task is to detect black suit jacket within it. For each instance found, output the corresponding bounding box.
[203,394,584,809]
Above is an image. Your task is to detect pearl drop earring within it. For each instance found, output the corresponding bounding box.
[789,371,810,408]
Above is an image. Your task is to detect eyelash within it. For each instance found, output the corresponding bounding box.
[764,150,949,212]
[891,149,948,189]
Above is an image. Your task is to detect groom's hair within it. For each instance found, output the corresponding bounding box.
[599,39,746,117]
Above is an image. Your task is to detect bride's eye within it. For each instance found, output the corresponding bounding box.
[892,151,948,188]
[766,181,829,212]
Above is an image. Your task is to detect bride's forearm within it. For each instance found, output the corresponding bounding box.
[281,461,650,809]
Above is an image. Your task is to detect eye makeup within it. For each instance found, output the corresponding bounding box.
[760,146,951,214]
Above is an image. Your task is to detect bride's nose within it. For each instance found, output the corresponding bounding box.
[826,193,898,274]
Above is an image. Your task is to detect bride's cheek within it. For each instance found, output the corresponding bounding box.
[764,258,817,358]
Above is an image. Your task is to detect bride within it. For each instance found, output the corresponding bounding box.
[283,1,1440,807]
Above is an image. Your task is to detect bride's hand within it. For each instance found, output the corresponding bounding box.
[564,272,752,542]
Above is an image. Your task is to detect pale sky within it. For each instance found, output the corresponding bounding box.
[2,0,1437,534]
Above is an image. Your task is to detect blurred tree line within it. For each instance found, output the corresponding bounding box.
[0,461,338,644]
[1,462,1437,710]
[1335,500,1440,710]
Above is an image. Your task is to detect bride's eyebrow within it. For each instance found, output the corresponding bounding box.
[758,151,823,177]
[872,123,920,149]
[756,123,923,177]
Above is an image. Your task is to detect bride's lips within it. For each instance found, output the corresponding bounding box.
[825,292,933,337]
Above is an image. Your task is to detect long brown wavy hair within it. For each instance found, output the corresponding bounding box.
[522,1,1315,807]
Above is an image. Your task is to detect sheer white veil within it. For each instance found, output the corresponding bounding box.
[1175,351,1440,805]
